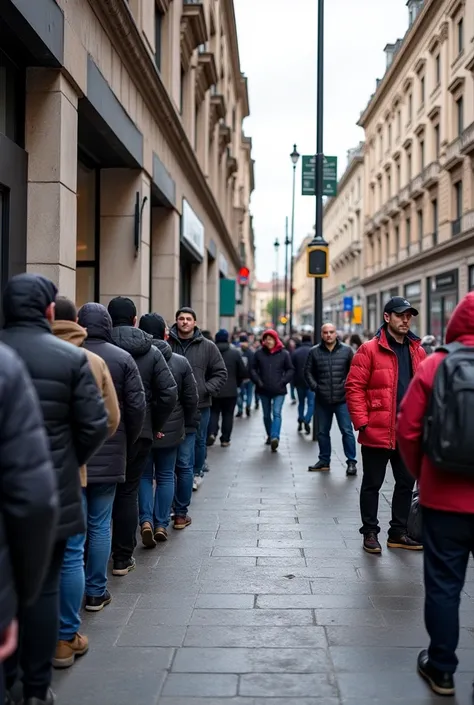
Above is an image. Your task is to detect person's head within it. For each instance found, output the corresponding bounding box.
[302,333,312,344]
[239,333,249,349]
[201,330,212,340]
[3,273,57,325]
[321,323,337,347]
[54,296,78,323]
[215,328,229,344]
[139,312,167,340]
[108,296,137,327]
[175,307,197,337]
[287,337,297,351]
[350,333,363,349]
[262,330,278,351]
[383,297,419,338]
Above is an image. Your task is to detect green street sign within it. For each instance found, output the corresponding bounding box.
[301,155,338,197]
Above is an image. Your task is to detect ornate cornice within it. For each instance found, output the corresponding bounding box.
[195,52,217,105]
[88,0,240,268]
[180,2,208,71]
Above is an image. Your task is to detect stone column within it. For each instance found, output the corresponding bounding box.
[25,68,78,298]
[206,256,219,334]
[150,207,180,323]
[99,169,151,317]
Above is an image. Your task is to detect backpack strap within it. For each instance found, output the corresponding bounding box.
[434,342,464,355]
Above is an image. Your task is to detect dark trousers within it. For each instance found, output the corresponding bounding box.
[4,541,66,701]
[209,396,237,443]
[423,507,474,674]
[360,445,415,537]
[112,438,152,562]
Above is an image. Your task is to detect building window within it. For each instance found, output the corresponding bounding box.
[435,53,441,86]
[420,75,425,105]
[388,122,392,148]
[457,17,464,54]
[387,171,391,198]
[155,7,163,71]
[0,48,25,147]
[194,103,199,150]
[456,96,463,136]
[408,93,413,123]
[452,180,463,235]
[396,161,401,190]
[434,123,440,157]
[407,151,412,179]
[420,139,425,169]
[432,198,438,245]
[180,69,185,114]
[417,209,423,244]
[406,216,411,253]
[379,132,383,161]
[76,161,99,306]
[395,225,400,257]
[397,108,401,137]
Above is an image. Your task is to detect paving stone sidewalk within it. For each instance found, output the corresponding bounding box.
[53,401,474,704]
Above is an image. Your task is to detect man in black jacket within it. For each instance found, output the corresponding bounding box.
[169,307,227,490]
[236,334,255,417]
[78,302,146,612]
[208,329,247,447]
[138,313,199,539]
[291,334,315,435]
[304,322,357,475]
[1,274,108,705]
[0,343,58,705]
[107,297,177,575]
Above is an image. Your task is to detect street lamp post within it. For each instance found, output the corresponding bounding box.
[289,144,300,335]
[273,238,280,328]
[283,216,290,336]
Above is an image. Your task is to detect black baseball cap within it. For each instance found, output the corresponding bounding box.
[384,296,419,316]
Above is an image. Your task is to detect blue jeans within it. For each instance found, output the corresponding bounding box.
[139,446,178,529]
[83,483,116,597]
[260,395,285,440]
[175,432,196,517]
[315,401,357,464]
[194,407,210,476]
[59,529,86,640]
[290,383,296,401]
[296,386,315,424]
[237,381,254,412]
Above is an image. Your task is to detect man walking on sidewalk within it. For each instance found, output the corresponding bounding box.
[346,296,426,554]
[304,324,357,475]
[291,333,315,435]
[236,334,255,417]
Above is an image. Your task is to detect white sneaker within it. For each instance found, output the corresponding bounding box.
[193,477,198,491]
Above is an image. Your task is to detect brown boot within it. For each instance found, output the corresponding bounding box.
[174,515,192,530]
[52,633,89,668]
[154,526,168,542]
[141,521,156,548]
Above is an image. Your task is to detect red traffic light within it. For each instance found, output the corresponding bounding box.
[239,267,250,278]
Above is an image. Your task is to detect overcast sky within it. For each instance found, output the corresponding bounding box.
[234,0,410,282]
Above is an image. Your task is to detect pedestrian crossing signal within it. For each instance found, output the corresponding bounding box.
[307,245,329,278]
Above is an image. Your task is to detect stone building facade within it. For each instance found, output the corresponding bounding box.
[359,0,474,340]
[0,0,255,332]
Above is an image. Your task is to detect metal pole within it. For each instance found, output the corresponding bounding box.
[289,165,297,334]
[312,0,325,442]
[283,216,289,336]
[275,245,279,326]
[272,271,276,328]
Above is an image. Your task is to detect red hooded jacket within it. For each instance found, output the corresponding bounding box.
[397,292,474,514]
[345,326,425,449]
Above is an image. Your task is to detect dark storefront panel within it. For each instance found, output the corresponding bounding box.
[469,265,474,292]
[404,281,422,337]
[366,294,377,335]
[427,269,458,344]
[179,251,193,308]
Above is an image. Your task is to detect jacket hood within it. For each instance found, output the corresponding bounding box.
[3,273,57,329]
[446,292,474,345]
[216,341,230,353]
[152,338,172,361]
[169,323,202,343]
[111,325,152,358]
[261,329,283,354]
[51,320,87,347]
[78,303,114,343]
[139,312,166,341]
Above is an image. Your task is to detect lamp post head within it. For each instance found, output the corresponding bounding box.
[290,144,300,166]
[274,238,280,250]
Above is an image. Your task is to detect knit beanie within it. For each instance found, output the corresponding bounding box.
[215,328,229,343]
[108,296,137,326]
[139,312,166,340]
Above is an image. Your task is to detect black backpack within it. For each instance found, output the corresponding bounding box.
[423,342,474,476]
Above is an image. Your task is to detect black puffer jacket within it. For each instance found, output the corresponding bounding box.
[0,342,58,633]
[78,303,146,483]
[215,342,247,398]
[251,344,294,397]
[168,324,227,408]
[151,340,200,447]
[304,340,354,405]
[291,341,313,387]
[1,275,109,539]
[111,326,177,438]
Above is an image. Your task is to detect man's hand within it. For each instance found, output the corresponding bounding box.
[156,432,165,439]
[0,619,18,661]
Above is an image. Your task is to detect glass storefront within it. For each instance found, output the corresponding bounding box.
[367,294,377,334]
[76,160,98,307]
[427,270,458,344]
[404,281,422,337]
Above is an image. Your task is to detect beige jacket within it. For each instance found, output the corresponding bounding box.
[52,320,121,486]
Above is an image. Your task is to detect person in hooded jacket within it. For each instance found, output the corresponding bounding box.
[251,329,294,452]
[0,343,58,705]
[208,329,247,447]
[77,302,146,611]
[138,313,199,541]
[1,274,109,705]
[51,297,120,669]
[107,297,177,575]
[397,292,474,698]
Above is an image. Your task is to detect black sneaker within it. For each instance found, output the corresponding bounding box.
[308,460,330,472]
[22,689,56,705]
[304,422,311,435]
[265,437,271,445]
[417,649,455,696]
[346,461,357,476]
[112,557,136,576]
[387,534,423,551]
[298,420,303,433]
[207,434,216,446]
[270,438,279,452]
[363,532,382,554]
[85,590,112,612]
[246,406,251,417]
[235,411,243,418]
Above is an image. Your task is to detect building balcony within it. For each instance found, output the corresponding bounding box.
[410,172,424,198]
[422,161,440,188]
[461,122,474,156]
[444,136,463,170]
[387,195,400,216]
[373,209,384,228]
[209,94,226,131]
[462,210,474,234]
[180,1,208,70]
[398,184,411,207]
[218,123,232,154]
[195,52,217,103]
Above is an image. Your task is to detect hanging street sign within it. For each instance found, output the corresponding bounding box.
[301,155,338,197]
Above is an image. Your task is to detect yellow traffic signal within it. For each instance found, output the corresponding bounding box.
[307,245,329,278]
[280,316,288,324]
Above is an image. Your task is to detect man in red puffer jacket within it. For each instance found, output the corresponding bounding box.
[397,292,474,698]
[345,297,426,554]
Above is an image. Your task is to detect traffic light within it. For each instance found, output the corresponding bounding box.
[307,244,329,278]
[280,315,288,325]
